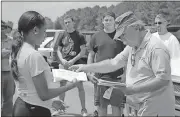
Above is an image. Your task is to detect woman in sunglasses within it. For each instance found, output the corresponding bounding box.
[153,13,180,59]
[153,13,180,81]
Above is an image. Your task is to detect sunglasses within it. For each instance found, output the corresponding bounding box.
[64,21,72,25]
[154,22,162,25]
[131,53,135,67]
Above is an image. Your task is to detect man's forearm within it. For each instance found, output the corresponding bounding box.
[83,59,121,73]
[57,50,64,63]
[129,78,169,95]
[72,46,86,63]
[71,54,82,63]
[87,52,95,64]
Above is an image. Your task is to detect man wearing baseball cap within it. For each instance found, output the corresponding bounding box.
[70,11,175,116]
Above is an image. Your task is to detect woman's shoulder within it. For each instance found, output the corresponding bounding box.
[28,51,44,60]
[21,44,43,62]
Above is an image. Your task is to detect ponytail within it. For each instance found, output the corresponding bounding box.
[11,11,45,81]
[11,31,24,81]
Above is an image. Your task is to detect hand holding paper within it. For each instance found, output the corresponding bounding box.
[69,64,84,72]
[87,73,99,84]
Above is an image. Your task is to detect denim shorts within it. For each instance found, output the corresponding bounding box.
[94,78,126,108]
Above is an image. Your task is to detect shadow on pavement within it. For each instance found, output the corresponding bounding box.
[52,113,82,117]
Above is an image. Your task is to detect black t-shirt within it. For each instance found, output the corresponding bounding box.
[107,30,116,39]
[87,30,126,80]
[58,30,86,61]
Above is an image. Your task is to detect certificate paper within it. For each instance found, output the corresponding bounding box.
[52,69,88,82]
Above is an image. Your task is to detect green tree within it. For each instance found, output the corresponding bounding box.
[45,17,54,29]
[57,1,180,31]
[54,17,63,29]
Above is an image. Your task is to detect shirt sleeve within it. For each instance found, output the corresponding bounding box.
[151,48,171,81]
[79,33,86,46]
[86,34,96,53]
[27,52,50,77]
[168,35,180,59]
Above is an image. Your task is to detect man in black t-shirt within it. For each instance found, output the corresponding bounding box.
[54,15,87,116]
[86,12,126,116]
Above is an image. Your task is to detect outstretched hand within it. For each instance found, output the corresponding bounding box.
[68,64,84,72]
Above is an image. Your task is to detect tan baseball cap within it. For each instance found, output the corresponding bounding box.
[114,11,139,40]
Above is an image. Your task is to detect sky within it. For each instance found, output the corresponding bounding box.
[2,1,120,29]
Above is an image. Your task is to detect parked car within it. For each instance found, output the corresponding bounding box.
[38,29,65,60]
[167,25,180,43]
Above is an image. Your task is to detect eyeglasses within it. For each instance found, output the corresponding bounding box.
[131,53,135,67]
[154,22,162,25]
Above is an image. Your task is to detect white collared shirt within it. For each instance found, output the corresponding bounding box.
[153,32,180,76]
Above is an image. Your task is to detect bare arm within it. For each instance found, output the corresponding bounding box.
[87,50,95,64]
[82,58,124,73]
[57,46,67,64]
[29,52,76,101]
[70,44,86,63]
[80,46,130,73]
[128,76,169,95]
[33,72,77,101]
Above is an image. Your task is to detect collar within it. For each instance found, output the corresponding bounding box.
[66,29,76,34]
[133,30,152,53]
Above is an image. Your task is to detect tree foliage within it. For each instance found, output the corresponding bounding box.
[55,1,180,31]
[45,17,54,29]
[8,1,180,31]
[54,17,63,29]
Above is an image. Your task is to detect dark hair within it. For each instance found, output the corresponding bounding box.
[63,15,74,22]
[103,11,116,19]
[11,11,45,80]
[155,13,167,20]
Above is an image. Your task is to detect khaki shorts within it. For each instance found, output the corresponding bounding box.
[94,78,126,108]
